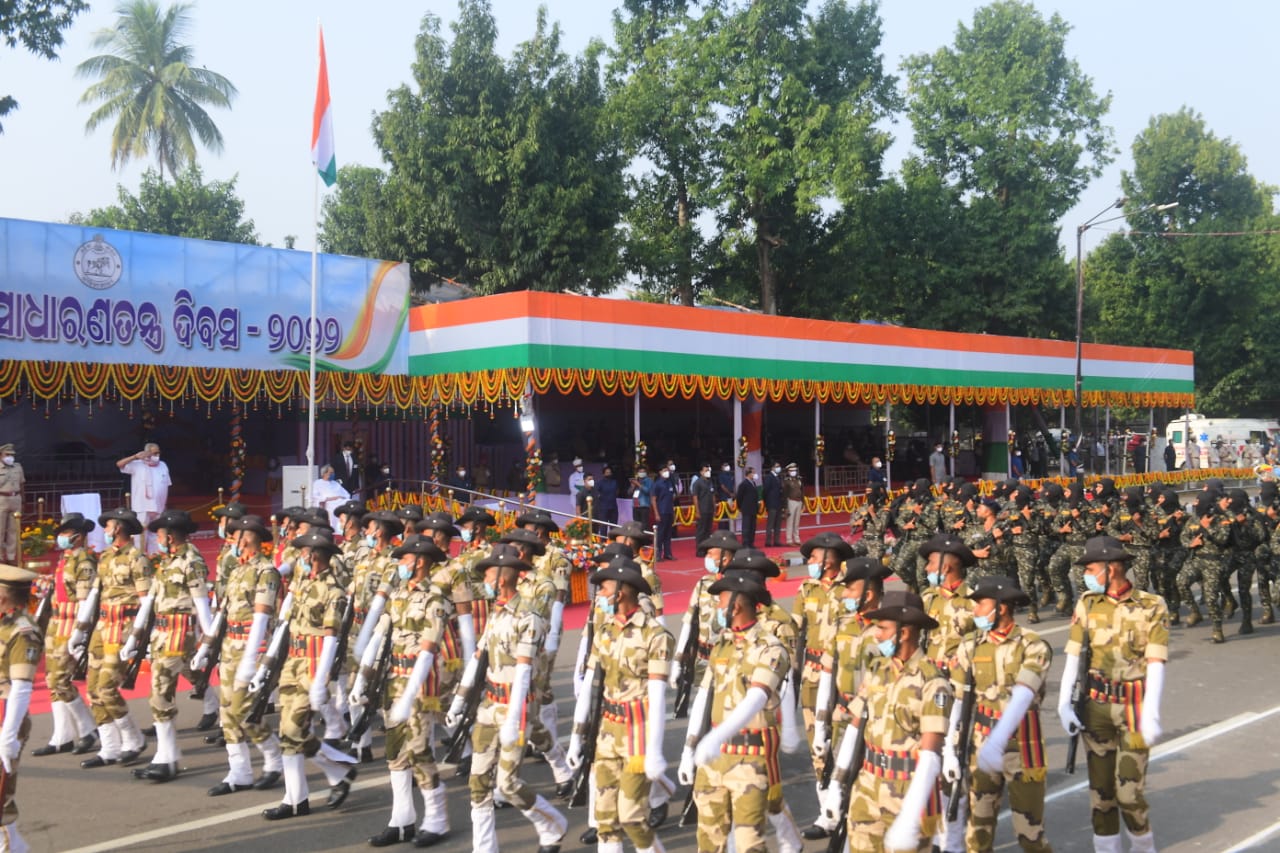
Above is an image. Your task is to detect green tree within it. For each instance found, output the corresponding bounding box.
[1,0,88,132]
[76,0,237,179]
[70,163,259,244]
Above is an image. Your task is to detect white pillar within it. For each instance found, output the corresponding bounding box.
[1060,404,1067,473]
[813,399,822,524]
[734,396,743,533]
[1104,406,1111,475]
[1006,401,1012,477]
[948,402,956,477]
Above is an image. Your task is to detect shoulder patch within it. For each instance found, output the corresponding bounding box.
[934,690,948,708]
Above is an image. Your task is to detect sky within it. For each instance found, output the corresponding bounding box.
[2,0,1278,263]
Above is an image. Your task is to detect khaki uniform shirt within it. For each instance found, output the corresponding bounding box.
[921,581,976,669]
[52,547,97,639]
[950,624,1052,713]
[222,554,281,624]
[1066,589,1170,679]
[152,543,209,615]
[850,648,952,754]
[587,608,672,702]
[699,621,788,732]
[96,542,152,606]
[0,611,41,690]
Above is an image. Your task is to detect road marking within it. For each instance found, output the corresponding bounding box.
[60,770,391,853]
[1223,817,1280,852]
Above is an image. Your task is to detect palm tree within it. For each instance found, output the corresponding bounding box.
[77,0,237,179]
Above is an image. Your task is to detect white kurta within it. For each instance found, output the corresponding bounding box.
[121,459,171,515]
[310,477,351,529]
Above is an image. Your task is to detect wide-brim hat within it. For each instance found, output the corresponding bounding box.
[500,527,547,556]
[863,590,938,630]
[295,509,332,530]
[590,557,652,596]
[290,530,341,558]
[1074,535,1134,565]
[613,521,653,545]
[967,575,1031,607]
[513,508,559,532]
[391,534,447,562]
[333,500,367,521]
[918,532,976,569]
[362,510,406,537]
[459,505,498,526]
[590,542,635,564]
[476,543,532,574]
[838,556,893,586]
[395,505,424,524]
[727,548,781,579]
[98,507,143,536]
[228,514,272,542]
[696,529,742,557]
[212,501,248,520]
[0,443,13,455]
[415,512,461,538]
[0,564,37,589]
[708,571,773,607]
[55,513,95,536]
[799,532,854,562]
[146,509,198,535]
[276,506,307,523]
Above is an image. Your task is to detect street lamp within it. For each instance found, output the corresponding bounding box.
[1073,198,1178,474]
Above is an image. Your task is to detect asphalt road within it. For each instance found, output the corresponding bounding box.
[25,592,1280,853]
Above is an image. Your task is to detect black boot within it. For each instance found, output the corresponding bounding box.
[72,733,99,755]
[195,712,219,731]
[31,741,73,757]
[263,801,311,820]
[368,825,414,846]
[134,762,179,782]
[327,767,358,808]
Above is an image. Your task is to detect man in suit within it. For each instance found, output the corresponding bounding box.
[736,468,761,548]
[330,441,361,493]
[762,464,783,548]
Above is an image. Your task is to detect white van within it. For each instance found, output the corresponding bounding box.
[1164,414,1280,468]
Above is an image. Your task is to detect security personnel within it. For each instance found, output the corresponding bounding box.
[71,508,151,769]
[919,532,978,673]
[446,544,568,853]
[454,505,498,639]
[1047,483,1091,614]
[679,572,789,853]
[0,564,41,853]
[946,577,1053,852]
[1226,488,1269,635]
[1058,536,1167,853]
[849,485,890,564]
[211,501,249,604]
[613,521,665,615]
[827,590,951,852]
[335,500,370,562]
[1007,486,1046,623]
[890,480,940,592]
[366,535,452,847]
[568,557,672,853]
[1151,489,1185,623]
[262,530,358,820]
[128,510,214,782]
[1109,487,1155,595]
[1177,493,1232,642]
[513,509,573,759]
[347,510,404,762]
[206,515,284,795]
[0,446,22,563]
[34,514,99,756]
[669,531,741,698]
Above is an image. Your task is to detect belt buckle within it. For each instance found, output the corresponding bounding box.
[874,752,889,770]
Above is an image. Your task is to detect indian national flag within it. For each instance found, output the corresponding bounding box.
[311,26,337,187]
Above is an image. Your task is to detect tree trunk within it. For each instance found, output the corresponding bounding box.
[757,213,777,315]
[676,183,693,307]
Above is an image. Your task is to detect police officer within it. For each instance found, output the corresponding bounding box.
[0,446,22,563]
[945,576,1053,852]
[919,532,978,672]
[613,521,664,615]
[34,514,99,756]
[71,508,151,769]
[0,564,41,853]
[1057,536,1167,853]
[795,532,854,785]
[211,501,249,605]
[348,510,404,762]
[669,531,741,706]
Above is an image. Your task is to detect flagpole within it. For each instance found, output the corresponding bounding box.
[307,171,318,473]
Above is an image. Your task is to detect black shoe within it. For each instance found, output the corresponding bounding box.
[196,713,219,731]
[369,825,414,847]
[579,827,598,845]
[452,755,471,777]
[412,830,450,848]
[535,845,561,853]
[203,734,226,746]
[263,800,310,820]
[135,762,178,782]
[208,781,252,796]
[802,825,832,840]
[647,801,669,828]
[360,746,375,763]
[141,725,156,737]
[72,734,99,755]
[80,755,117,769]
[554,779,573,799]
[32,741,73,757]
[119,748,146,767]
[327,768,357,808]
[253,770,282,791]
[494,799,512,810]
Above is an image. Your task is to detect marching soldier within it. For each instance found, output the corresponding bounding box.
[127,509,214,781]
[669,531,741,702]
[1046,483,1090,614]
[71,508,151,769]
[0,564,42,853]
[513,510,573,760]
[34,514,99,757]
[1177,493,1232,642]
[964,498,1010,581]
[679,572,789,853]
[567,557,672,853]
[613,521,665,615]
[348,510,404,762]
[890,480,940,592]
[920,532,978,672]
[945,576,1053,852]
[446,544,568,853]
[336,500,370,559]
[1109,487,1155,595]
[1151,489,1185,623]
[366,535,452,847]
[1007,486,1046,622]
[262,530,358,820]
[850,484,890,565]
[205,514,284,795]
[211,501,248,604]
[1226,488,1269,634]
[1057,536,1167,853]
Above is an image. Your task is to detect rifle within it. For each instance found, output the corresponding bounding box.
[72,605,99,680]
[825,701,870,853]
[345,627,393,746]
[567,662,605,808]
[246,622,290,726]
[946,640,978,821]
[442,649,489,764]
[792,615,808,702]
[32,586,53,636]
[672,601,699,719]
[190,610,227,700]
[679,687,715,828]
[1065,629,1092,774]
[120,606,156,690]
[330,595,356,686]
[817,645,840,790]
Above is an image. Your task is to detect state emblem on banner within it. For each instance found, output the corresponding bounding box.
[73,235,123,290]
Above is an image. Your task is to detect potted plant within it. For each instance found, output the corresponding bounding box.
[564,517,592,545]
[21,517,59,575]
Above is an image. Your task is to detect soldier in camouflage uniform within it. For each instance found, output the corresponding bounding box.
[850,485,890,565]
[613,521,665,615]
[127,510,213,782]
[514,509,573,761]
[272,507,305,587]
[945,577,1053,852]
[415,513,473,712]
[1109,487,1155,594]
[1057,537,1167,853]
[1177,493,1232,642]
[920,533,978,674]
[1047,483,1090,614]
[71,508,152,769]
[679,573,789,853]
[568,558,672,853]
[1150,489,1184,620]
[0,565,43,853]
[366,535,452,847]
[347,510,404,762]
[447,544,568,853]
[669,531,741,706]
[34,514,99,757]
[207,515,284,796]
[1032,484,1064,610]
[1005,487,1045,622]
[964,498,1011,581]
[261,531,358,820]
[1226,488,1269,635]
[211,501,248,603]
[824,590,951,853]
[890,480,940,593]
[1261,484,1280,624]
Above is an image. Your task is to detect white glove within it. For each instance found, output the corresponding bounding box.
[445,694,467,730]
[645,750,667,781]
[677,746,695,785]
[884,750,940,851]
[980,684,1035,775]
[66,630,86,660]
[566,733,584,770]
[499,663,531,747]
[1140,661,1165,746]
[779,676,803,754]
[645,678,668,780]
[119,635,138,662]
[546,600,564,654]
[0,680,30,774]
[667,660,682,691]
[820,782,843,823]
[942,742,961,783]
[191,646,210,672]
[348,674,368,708]
[977,737,1005,776]
[234,611,271,686]
[247,665,269,696]
[309,678,329,712]
[1057,653,1082,735]
[387,650,434,727]
[1058,702,1082,736]
[499,710,521,748]
[694,686,768,767]
[812,720,830,757]
[278,560,294,579]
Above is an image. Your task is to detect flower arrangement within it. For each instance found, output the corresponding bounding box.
[634,440,647,472]
[526,447,544,496]
[738,435,749,470]
[564,517,592,542]
[950,430,960,458]
[20,517,58,558]
[813,434,825,467]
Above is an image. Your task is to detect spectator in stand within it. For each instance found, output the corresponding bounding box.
[868,456,886,489]
[762,463,784,547]
[736,467,760,548]
[0,443,23,563]
[783,463,804,546]
[577,471,602,535]
[928,442,947,485]
[568,457,586,498]
[1010,448,1025,480]
[692,464,715,544]
[597,463,619,529]
[117,442,171,553]
[630,467,653,525]
[446,463,474,500]
[309,465,350,529]
[653,466,676,561]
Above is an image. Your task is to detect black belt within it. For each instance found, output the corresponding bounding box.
[726,731,767,748]
[863,745,917,778]
[1087,673,1144,704]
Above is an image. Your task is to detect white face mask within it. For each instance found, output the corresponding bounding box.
[660,470,670,479]
[457,470,466,478]
[668,464,676,471]
[722,465,730,472]
[753,473,761,483]
[873,461,882,469]
[704,555,718,573]
[773,467,780,474]
[0,456,11,466]
[585,480,595,488]
[146,456,160,466]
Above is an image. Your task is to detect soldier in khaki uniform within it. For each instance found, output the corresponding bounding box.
[126,510,214,782]
[1057,537,1167,853]
[513,510,572,760]
[346,510,404,761]
[261,531,358,820]
[365,535,452,847]
[568,557,672,853]
[679,572,789,853]
[206,515,284,795]
[0,447,22,564]
[824,590,951,853]
[34,514,99,756]
[612,521,665,614]
[211,502,249,605]
[0,564,42,853]
[944,576,1053,852]
[447,544,568,853]
[669,531,741,704]
[71,508,152,769]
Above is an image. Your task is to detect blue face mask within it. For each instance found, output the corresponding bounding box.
[56,534,73,550]
[397,563,414,582]
[843,598,859,614]
[364,534,377,548]
[974,613,994,632]
[808,563,822,580]
[926,571,940,587]
[461,528,474,543]
[596,595,615,617]
[714,607,728,630]
[482,581,496,599]
[875,638,897,658]
[1084,573,1106,594]
[230,543,241,558]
